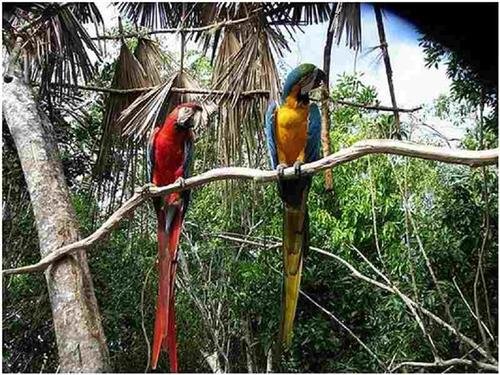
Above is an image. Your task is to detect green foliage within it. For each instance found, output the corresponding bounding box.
[3,51,497,374]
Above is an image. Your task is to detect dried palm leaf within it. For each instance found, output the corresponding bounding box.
[210,26,280,166]
[330,3,362,50]
[6,3,102,103]
[119,70,216,141]
[116,2,202,30]
[119,73,178,141]
[263,3,332,26]
[115,3,326,64]
[90,40,152,218]
[178,72,217,126]
[94,42,148,171]
[134,38,163,86]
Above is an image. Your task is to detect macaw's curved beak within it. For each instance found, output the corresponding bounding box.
[314,68,327,87]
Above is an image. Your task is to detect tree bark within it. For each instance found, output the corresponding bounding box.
[3,76,111,372]
[320,4,340,191]
[243,317,256,373]
[374,5,401,139]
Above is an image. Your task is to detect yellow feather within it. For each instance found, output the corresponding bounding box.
[275,84,310,348]
[275,85,309,165]
[281,206,305,347]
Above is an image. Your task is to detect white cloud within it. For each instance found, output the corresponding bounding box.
[361,41,450,108]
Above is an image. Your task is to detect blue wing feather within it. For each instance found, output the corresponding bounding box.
[305,103,322,163]
[182,137,194,179]
[265,101,279,169]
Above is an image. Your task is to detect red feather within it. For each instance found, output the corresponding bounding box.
[150,103,198,372]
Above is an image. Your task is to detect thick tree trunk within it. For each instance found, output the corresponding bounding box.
[374,5,401,139]
[3,76,111,372]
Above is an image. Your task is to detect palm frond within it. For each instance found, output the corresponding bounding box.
[68,3,104,25]
[210,27,280,165]
[6,3,103,102]
[93,41,148,179]
[119,70,216,141]
[134,38,163,85]
[119,73,178,140]
[330,3,362,50]
[264,3,333,25]
[89,38,163,220]
[115,2,203,29]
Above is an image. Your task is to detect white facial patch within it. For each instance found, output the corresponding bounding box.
[300,70,317,95]
[177,107,195,124]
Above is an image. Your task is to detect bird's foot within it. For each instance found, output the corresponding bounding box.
[276,164,288,179]
[293,160,303,177]
[137,182,156,195]
[175,177,186,188]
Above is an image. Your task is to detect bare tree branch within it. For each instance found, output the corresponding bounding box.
[91,14,259,40]
[374,5,401,137]
[334,99,422,113]
[2,139,498,276]
[39,82,423,114]
[300,291,388,371]
[452,277,496,344]
[42,83,271,97]
[390,358,497,372]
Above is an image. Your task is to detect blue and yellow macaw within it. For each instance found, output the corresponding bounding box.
[265,63,326,348]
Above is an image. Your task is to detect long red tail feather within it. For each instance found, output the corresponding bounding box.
[166,211,182,372]
[151,206,183,372]
[152,209,169,369]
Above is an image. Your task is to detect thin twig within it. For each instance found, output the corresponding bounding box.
[38,82,423,114]
[452,277,495,344]
[474,93,493,355]
[389,158,469,361]
[333,99,421,113]
[349,244,441,357]
[300,291,388,371]
[367,157,386,270]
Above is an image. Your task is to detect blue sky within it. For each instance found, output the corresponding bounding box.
[281,4,450,109]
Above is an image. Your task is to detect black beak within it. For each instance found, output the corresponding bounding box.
[314,68,327,87]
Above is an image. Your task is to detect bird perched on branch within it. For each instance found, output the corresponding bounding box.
[264,63,326,348]
[148,102,202,372]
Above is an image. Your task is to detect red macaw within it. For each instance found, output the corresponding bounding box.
[147,102,202,372]
[264,64,326,348]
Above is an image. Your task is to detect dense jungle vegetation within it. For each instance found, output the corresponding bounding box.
[3,3,498,373]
